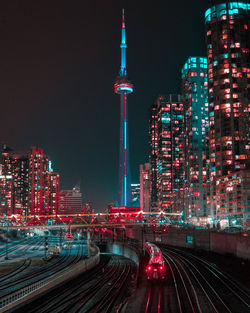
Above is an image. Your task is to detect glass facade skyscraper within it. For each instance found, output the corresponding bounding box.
[149,104,158,207]
[182,57,209,219]
[205,2,250,223]
[150,95,185,211]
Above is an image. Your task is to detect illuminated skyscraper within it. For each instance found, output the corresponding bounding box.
[150,95,185,211]
[149,104,158,207]
[0,165,13,215]
[1,146,29,215]
[182,57,209,220]
[29,147,49,216]
[47,162,59,215]
[114,9,134,206]
[205,2,250,224]
[140,163,151,211]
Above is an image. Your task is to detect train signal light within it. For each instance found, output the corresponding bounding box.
[162,227,168,233]
[44,236,49,256]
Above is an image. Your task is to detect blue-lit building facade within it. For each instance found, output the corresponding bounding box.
[131,183,140,207]
[205,2,250,225]
[182,57,209,221]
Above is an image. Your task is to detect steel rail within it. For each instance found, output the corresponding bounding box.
[0,237,41,257]
[0,258,31,284]
[96,262,132,313]
[23,255,118,313]
[68,257,124,313]
[162,247,233,313]
[163,251,202,313]
[9,245,100,313]
[163,254,195,313]
[182,251,250,309]
[163,249,219,313]
[162,255,182,313]
[0,244,81,297]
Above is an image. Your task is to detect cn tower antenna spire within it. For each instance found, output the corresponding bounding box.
[120,8,127,76]
[122,8,125,28]
[114,8,134,207]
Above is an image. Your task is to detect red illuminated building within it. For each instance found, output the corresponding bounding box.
[150,95,185,212]
[1,146,29,215]
[29,147,49,216]
[47,171,59,215]
[0,165,13,215]
[0,145,59,216]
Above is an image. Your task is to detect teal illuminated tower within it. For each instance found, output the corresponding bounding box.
[182,57,209,219]
[114,9,134,206]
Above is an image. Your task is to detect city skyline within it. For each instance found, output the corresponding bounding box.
[0,0,244,210]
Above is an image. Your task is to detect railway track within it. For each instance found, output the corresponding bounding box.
[161,246,250,313]
[0,258,32,284]
[0,237,43,258]
[143,285,163,313]
[9,254,137,313]
[134,243,250,313]
[0,244,83,301]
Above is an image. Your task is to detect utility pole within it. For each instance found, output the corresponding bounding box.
[5,223,9,260]
[59,228,62,249]
[44,236,48,258]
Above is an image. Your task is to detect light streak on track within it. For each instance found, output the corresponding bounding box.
[144,287,151,313]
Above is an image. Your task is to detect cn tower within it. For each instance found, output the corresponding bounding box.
[114,9,134,206]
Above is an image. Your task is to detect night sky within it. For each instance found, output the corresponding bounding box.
[0,0,221,210]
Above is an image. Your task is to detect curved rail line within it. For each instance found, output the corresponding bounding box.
[0,258,32,284]
[0,244,83,300]
[161,246,250,313]
[10,254,136,313]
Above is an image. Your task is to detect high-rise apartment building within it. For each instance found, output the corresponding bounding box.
[140,164,150,211]
[205,2,250,224]
[0,165,13,215]
[149,104,158,207]
[1,146,29,215]
[47,170,59,215]
[150,95,185,211]
[182,57,209,220]
[1,145,59,216]
[29,147,49,216]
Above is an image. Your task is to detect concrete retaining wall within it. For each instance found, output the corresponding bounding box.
[105,243,140,265]
[128,227,250,260]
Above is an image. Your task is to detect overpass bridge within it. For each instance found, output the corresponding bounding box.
[0,211,181,230]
